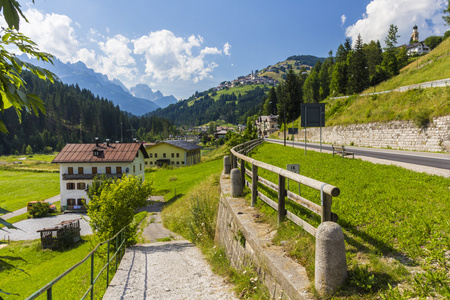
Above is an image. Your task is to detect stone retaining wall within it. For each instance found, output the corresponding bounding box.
[280,116,450,152]
[216,174,314,300]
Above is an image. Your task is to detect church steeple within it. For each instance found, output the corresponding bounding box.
[411,25,419,42]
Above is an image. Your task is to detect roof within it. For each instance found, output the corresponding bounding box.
[150,140,202,151]
[406,42,429,50]
[52,142,149,163]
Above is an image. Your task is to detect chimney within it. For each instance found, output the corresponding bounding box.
[95,137,99,147]
[106,139,110,147]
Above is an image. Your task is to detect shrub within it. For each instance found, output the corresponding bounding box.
[412,108,432,128]
[28,202,49,218]
[87,174,152,244]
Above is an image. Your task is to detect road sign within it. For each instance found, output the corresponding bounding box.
[301,103,325,127]
[287,164,299,173]
[288,128,298,134]
[286,164,301,195]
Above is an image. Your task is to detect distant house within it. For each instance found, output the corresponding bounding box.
[406,42,430,56]
[256,115,279,137]
[214,130,228,139]
[52,139,148,212]
[144,140,202,167]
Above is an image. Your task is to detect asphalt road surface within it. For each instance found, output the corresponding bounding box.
[265,138,450,171]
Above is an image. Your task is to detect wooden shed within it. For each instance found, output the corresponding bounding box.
[37,219,82,249]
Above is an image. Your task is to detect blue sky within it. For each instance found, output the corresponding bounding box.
[18,0,448,99]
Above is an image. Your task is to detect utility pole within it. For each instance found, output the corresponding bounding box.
[127,124,136,140]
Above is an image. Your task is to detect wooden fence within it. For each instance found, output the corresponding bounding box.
[230,139,340,236]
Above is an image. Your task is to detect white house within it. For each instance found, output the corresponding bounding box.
[52,139,148,212]
[406,42,430,56]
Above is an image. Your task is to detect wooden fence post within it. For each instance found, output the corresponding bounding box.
[321,193,332,222]
[251,163,258,207]
[240,158,246,189]
[278,174,286,224]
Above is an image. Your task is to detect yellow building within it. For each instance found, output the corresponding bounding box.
[144,140,202,167]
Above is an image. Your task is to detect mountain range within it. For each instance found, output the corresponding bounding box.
[19,55,177,116]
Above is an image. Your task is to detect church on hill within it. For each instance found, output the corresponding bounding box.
[406,25,430,56]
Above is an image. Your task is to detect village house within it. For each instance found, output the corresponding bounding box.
[405,25,430,56]
[144,140,202,167]
[52,139,148,212]
[255,115,279,137]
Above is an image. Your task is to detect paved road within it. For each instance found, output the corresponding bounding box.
[1,195,61,220]
[3,213,91,241]
[265,138,450,176]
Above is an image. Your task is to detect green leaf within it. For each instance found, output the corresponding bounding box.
[1,0,20,29]
[0,120,8,133]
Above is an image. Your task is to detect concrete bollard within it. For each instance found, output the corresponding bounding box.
[315,222,347,296]
[223,156,231,174]
[230,168,243,197]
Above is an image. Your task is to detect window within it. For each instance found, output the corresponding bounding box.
[171,161,174,165]
[77,198,84,205]
[155,153,158,158]
[150,161,153,165]
[67,198,76,206]
[77,183,86,190]
[116,167,122,174]
[68,167,73,175]
[176,153,179,158]
[140,164,142,171]
[106,167,111,174]
[149,153,153,158]
[66,183,75,190]
[133,165,136,173]
[177,161,179,165]
[92,167,97,174]
[145,162,148,165]
[78,167,84,174]
[171,153,174,158]
[182,161,184,164]
[163,153,166,158]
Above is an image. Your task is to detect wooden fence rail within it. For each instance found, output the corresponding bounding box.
[231,139,340,237]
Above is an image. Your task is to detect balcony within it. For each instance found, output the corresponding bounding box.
[62,173,123,180]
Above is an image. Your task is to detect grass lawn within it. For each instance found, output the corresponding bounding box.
[146,157,223,199]
[247,142,450,298]
[0,237,116,299]
[0,153,59,172]
[0,170,60,214]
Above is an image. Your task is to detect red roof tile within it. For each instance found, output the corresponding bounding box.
[52,143,148,163]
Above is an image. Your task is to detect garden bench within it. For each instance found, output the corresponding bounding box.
[332,145,354,159]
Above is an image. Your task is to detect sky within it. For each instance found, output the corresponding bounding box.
[14,0,449,100]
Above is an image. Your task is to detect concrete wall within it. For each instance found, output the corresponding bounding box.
[281,115,450,152]
[216,174,315,300]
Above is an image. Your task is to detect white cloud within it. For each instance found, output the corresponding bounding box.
[15,9,226,96]
[223,42,231,56]
[341,14,347,26]
[133,29,220,82]
[20,8,79,63]
[345,0,447,46]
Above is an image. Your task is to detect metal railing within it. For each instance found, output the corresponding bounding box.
[230,139,340,236]
[26,227,127,300]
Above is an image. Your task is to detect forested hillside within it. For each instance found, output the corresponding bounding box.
[0,72,179,155]
[148,85,269,126]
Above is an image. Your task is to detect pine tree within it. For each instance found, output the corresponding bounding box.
[347,34,369,94]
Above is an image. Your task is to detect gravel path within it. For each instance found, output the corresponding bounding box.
[2,213,92,241]
[103,241,237,300]
[103,197,237,300]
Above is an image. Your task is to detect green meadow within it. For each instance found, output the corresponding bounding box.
[247,142,450,298]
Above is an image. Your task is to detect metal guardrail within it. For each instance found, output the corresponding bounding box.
[230,139,340,236]
[330,77,450,100]
[26,227,127,300]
